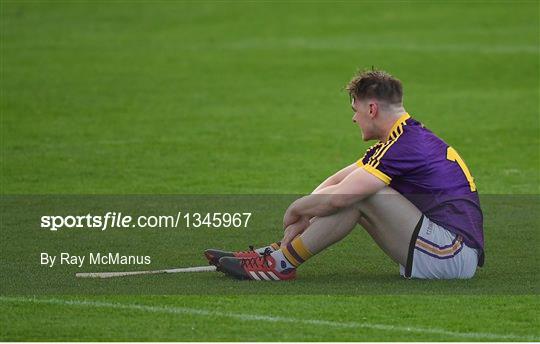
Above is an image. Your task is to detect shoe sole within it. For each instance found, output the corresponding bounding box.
[204,252,220,267]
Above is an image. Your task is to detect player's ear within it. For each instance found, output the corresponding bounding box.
[368,101,378,118]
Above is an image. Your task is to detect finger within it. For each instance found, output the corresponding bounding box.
[282,229,304,248]
[283,211,300,228]
[280,228,295,247]
[280,237,290,248]
[282,223,304,247]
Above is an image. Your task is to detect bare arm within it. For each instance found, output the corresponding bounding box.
[311,163,358,194]
[284,167,386,228]
[280,162,372,247]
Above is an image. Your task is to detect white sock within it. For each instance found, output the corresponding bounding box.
[254,242,280,255]
[270,250,295,272]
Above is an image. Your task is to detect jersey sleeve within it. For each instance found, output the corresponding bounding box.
[359,138,424,184]
[356,142,383,167]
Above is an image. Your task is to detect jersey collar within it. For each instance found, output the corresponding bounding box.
[385,112,410,142]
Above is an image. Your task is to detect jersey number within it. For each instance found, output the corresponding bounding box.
[446,147,477,192]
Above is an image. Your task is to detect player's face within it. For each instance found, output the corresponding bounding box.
[351,98,375,141]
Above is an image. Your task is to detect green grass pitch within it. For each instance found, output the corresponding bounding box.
[1,1,539,341]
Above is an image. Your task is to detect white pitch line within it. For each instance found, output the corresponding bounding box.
[0,296,537,341]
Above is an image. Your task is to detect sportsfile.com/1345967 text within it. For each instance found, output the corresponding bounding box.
[40,212,253,231]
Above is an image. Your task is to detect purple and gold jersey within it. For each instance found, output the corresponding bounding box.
[357,113,484,265]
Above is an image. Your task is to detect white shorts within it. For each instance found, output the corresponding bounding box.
[399,216,479,279]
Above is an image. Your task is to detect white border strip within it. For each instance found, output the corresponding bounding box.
[0,296,537,341]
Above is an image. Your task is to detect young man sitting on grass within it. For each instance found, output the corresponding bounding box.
[205,69,484,280]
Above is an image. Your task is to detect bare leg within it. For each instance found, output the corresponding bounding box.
[299,187,421,266]
[300,206,360,254]
[355,187,421,265]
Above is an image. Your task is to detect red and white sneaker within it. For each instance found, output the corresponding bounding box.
[204,246,260,267]
[218,252,296,281]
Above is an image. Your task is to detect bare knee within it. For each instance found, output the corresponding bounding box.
[353,186,401,213]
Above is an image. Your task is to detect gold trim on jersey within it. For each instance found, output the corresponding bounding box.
[386,113,410,142]
[370,115,408,169]
[367,140,392,166]
[362,164,391,184]
[358,142,383,167]
[360,113,410,184]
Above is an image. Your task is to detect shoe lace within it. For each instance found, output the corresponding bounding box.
[241,249,271,268]
[238,245,256,255]
[239,245,273,255]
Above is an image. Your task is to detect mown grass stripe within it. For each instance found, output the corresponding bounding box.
[1,296,537,341]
